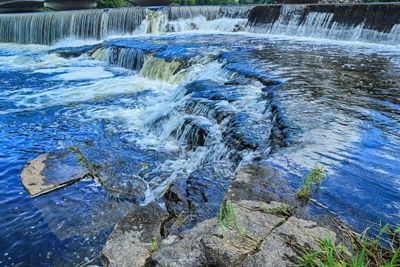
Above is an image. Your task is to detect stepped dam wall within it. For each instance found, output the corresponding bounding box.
[0,3,398,45]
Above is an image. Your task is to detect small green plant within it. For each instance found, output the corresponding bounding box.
[296,164,324,201]
[289,223,400,267]
[66,145,98,176]
[218,200,259,250]
[149,238,159,255]
[67,145,87,165]
[219,200,241,232]
[257,202,291,217]
[66,145,80,154]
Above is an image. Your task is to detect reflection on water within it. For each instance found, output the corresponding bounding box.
[0,33,399,266]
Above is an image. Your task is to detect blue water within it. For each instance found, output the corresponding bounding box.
[0,34,399,266]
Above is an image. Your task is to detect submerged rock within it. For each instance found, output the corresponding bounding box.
[20,151,89,197]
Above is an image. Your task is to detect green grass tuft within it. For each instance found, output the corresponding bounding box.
[296,164,324,201]
[219,200,241,232]
[289,223,400,267]
[218,200,259,250]
[149,238,159,255]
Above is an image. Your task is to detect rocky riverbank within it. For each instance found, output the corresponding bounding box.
[102,164,341,267]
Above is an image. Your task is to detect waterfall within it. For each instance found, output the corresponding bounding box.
[107,8,146,35]
[139,56,185,83]
[144,9,169,34]
[0,8,145,44]
[107,46,146,71]
[167,6,222,21]
[247,4,400,45]
[0,4,399,45]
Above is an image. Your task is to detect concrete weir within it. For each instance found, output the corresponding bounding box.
[0,3,399,45]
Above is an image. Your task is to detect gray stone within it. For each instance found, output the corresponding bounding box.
[201,200,286,266]
[102,203,168,267]
[20,151,89,197]
[150,219,216,267]
[227,163,295,204]
[240,217,337,267]
[104,163,341,267]
[275,216,337,250]
[239,233,296,267]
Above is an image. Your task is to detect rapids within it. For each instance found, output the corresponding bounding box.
[0,4,399,266]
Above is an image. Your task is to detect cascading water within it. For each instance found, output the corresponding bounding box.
[0,3,399,266]
[0,4,399,45]
[247,4,400,45]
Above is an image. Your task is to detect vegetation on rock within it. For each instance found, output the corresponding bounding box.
[296,164,324,201]
[149,238,159,254]
[289,223,400,266]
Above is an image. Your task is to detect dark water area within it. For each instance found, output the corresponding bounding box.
[0,33,399,266]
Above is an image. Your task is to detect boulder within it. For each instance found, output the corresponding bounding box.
[20,150,89,197]
[104,163,339,267]
[150,219,216,267]
[227,163,295,204]
[102,203,168,267]
[240,217,336,267]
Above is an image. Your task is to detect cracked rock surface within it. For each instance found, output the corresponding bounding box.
[102,164,336,267]
[102,203,168,267]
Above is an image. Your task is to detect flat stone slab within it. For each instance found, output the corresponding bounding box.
[20,151,89,197]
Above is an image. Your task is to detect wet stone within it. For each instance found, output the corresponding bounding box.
[148,164,336,267]
[163,163,232,235]
[102,203,168,267]
[20,150,90,197]
[51,44,100,58]
[224,112,273,152]
[183,98,236,124]
[184,79,244,103]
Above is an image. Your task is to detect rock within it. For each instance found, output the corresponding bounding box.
[102,203,168,267]
[275,217,336,250]
[20,150,89,197]
[163,163,232,235]
[240,217,336,267]
[201,200,286,266]
[227,163,295,204]
[105,163,340,267]
[51,44,99,58]
[239,233,296,267]
[150,219,216,267]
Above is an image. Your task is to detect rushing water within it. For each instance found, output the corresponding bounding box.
[0,6,400,267]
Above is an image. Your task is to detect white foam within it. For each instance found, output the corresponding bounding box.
[53,67,114,81]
